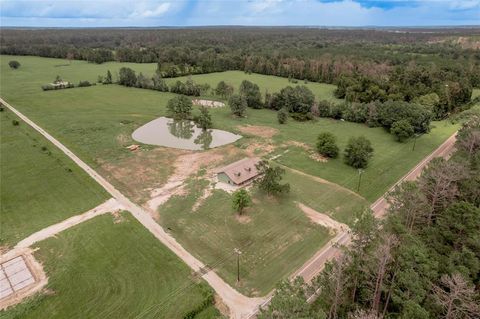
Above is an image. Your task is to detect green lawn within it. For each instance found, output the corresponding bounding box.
[1,212,219,319]
[0,109,108,247]
[159,171,366,296]
[0,55,459,203]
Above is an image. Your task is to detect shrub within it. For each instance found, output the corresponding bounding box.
[317,100,332,117]
[8,60,20,69]
[12,120,19,126]
[229,94,247,117]
[344,136,374,169]
[277,108,288,124]
[316,132,339,158]
[78,80,93,87]
[239,80,263,109]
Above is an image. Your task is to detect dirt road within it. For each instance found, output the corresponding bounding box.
[1,98,265,319]
[15,198,123,249]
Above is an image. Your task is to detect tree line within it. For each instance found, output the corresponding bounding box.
[2,27,478,111]
[259,116,480,319]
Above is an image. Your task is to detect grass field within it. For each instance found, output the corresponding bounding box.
[0,55,459,203]
[159,170,367,296]
[1,212,219,319]
[0,109,108,247]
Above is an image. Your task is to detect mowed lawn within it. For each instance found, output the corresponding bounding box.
[1,213,219,319]
[159,171,367,296]
[0,55,459,203]
[0,109,108,247]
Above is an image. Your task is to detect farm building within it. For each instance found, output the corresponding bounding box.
[216,157,261,186]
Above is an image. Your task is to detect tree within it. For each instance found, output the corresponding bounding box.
[232,189,251,214]
[277,108,288,124]
[432,273,480,319]
[255,160,290,196]
[167,95,192,120]
[103,70,113,84]
[259,278,325,319]
[216,81,234,98]
[151,73,169,92]
[456,115,480,159]
[239,80,263,109]
[135,72,151,89]
[391,120,414,142]
[229,94,247,117]
[418,158,468,225]
[316,132,339,158]
[271,86,315,115]
[195,106,212,130]
[8,60,20,69]
[118,67,137,87]
[344,136,374,169]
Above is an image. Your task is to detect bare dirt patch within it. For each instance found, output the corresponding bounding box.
[192,99,225,108]
[286,140,327,163]
[235,213,252,224]
[237,125,279,139]
[297,202,349,235]
[99,147,183,203]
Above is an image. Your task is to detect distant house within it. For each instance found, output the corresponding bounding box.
[216,157,262,186]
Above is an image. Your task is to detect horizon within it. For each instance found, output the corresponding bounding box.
[1,0,479,28]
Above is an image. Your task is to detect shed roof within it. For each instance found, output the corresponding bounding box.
[217,157,261,185]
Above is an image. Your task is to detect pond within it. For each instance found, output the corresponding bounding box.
[132,117,242,150]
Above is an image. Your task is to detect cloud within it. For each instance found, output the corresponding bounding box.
[0,0,478,27]
[130,2,172,18]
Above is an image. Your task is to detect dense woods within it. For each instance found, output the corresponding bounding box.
[260,117,480,319]
[2,27,479,116]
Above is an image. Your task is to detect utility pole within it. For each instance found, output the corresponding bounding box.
[412,133,422,151]
[234,248,242,283]
[357,169,364,192]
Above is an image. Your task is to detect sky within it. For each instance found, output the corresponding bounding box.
[0,0,479,27]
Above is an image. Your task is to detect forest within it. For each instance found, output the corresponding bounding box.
[260,116,480,319]
[1,27,479,119]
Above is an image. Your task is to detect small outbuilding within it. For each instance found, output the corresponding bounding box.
[216,157,261,186]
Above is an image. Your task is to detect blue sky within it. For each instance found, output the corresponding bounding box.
[1,0,479,27]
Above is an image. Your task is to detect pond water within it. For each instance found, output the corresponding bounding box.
[132,117,242,150]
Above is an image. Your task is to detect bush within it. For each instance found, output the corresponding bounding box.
[78,80,93,87]
[290,112,314,122]
[391,120,414,142]
[239,80,263,109]
[344,136,374,169]
[316,132,339,158]
[277,108,288,124]
[12,120,19,126]
[317,100,332,117]
[229,94,247,117]
[8,60,20,69]
[118,67,137,87]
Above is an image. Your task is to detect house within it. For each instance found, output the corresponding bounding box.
[216,157,262,186]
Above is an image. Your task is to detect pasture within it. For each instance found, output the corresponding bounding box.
[1,213,218,319]
[159,170,367,296]
[0,55,459,202]
[0,109,108,247]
